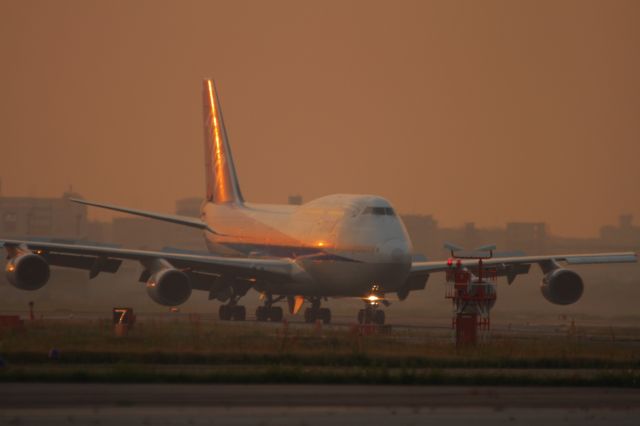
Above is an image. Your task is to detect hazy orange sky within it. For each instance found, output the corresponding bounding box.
[1,0,639,237]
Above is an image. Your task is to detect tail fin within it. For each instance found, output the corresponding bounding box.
[202,79,244,204]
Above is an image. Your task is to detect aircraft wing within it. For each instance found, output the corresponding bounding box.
[0,238,297,289]
[410,252,637,281]
[69,198,220,234]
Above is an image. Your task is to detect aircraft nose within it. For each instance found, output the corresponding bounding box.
[378,239,411,264]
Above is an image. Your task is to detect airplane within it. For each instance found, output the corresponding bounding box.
[1,79,637,325]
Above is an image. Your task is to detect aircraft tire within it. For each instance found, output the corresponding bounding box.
[269,306,283,322]
[219,305,232,321]
[304,308,316,323]
[373,310,385,325]
[319,308,331,324]
[255,306,268,321]
[232,305,246,321]
[359,309,375,324]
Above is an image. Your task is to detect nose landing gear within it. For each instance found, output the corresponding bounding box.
[357,306,385,325]
[357,286,387,325]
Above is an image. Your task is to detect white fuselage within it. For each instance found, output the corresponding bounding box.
[200,194,414,297]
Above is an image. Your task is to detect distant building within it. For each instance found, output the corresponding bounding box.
[175,197,202,217]
[505,222,547,252]
[288,195,303,205]
[463,222,478,249]
[600,215,640,247]
[0,189,93,299]
[401,214,440,258]
[0,190,88,238]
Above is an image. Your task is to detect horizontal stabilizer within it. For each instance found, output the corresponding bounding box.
[70,198,220,234]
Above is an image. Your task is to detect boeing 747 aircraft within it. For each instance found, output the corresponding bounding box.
[1,80,636,324]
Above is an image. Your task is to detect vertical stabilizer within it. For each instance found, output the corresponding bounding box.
[202,79,244,204]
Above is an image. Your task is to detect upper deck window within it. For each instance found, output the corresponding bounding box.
[362,207,396,216]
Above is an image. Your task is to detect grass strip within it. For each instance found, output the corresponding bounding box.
[1,366,639,387]
[3,350,640,369]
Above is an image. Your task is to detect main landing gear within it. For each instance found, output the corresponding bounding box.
[255,294,284,322]
[218,292,246,321]
[219,303,246,321]
[304,297,331,324]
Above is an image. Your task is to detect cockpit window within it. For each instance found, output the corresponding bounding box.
[362,206,395,216]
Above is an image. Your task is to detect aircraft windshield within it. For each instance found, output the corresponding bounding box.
[362,206,395,216]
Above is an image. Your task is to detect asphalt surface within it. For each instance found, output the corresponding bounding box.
[1,384,640,425]
[2,383,640,409]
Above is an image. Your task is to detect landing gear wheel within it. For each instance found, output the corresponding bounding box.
[304,307,331,324]
[255,306,268,322]
[269,306,283,322]
[232,305,246,321]
[318,308,331,324]
[358,308,381,324]
[219,305,232,321]
[373,310,385,325]
[358,309,374,324]
[256,306,283,322]
[220,304,245,321]
[304,308,316,323]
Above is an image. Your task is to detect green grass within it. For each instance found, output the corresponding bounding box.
[1,364,639,387]
[1,318,639,386]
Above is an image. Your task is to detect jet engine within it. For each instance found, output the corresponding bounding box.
[540,268,583,305]
[6,253,51,291]
[146,268,192,306]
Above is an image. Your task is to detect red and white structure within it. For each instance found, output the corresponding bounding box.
[444,249,498,346]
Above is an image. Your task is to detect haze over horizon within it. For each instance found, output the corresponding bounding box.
[1,0,639,238]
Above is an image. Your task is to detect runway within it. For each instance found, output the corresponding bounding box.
[1,384,639,425]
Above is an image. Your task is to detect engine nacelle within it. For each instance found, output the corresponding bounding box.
[146,268,192,306]
[6,253,51,291]
[540,268,583,305]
